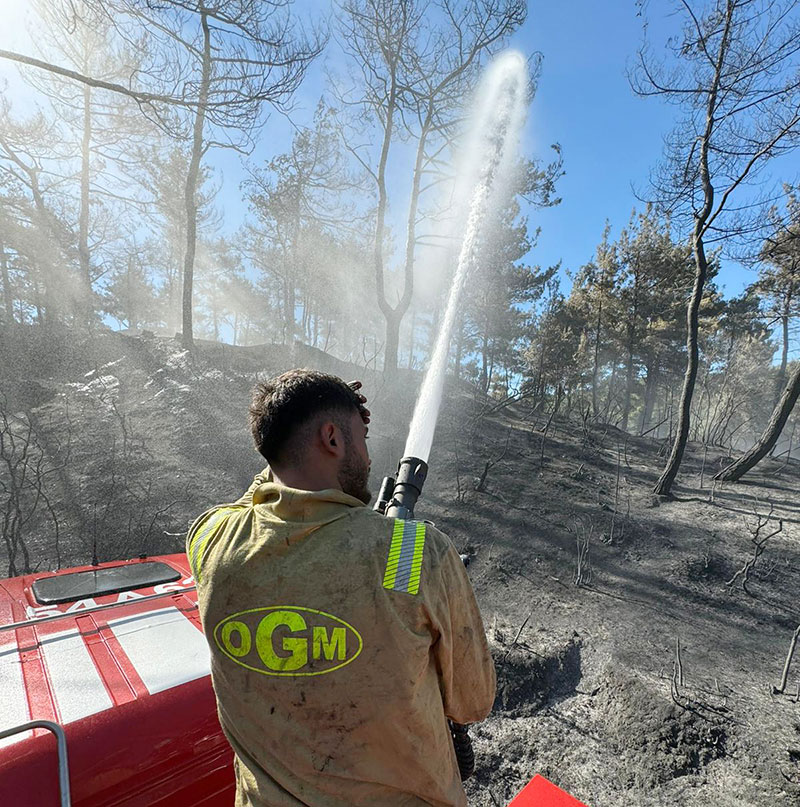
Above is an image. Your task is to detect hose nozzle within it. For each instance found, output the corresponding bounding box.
[384,456,428,520]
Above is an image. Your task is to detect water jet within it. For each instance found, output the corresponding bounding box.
[377,51,529,520]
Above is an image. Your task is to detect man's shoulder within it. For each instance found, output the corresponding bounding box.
[350,507,449,537]
[348,509,455,565]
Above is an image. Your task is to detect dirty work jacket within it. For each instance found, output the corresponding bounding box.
[186,469,496,807]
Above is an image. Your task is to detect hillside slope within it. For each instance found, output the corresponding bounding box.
[2,331,799,806]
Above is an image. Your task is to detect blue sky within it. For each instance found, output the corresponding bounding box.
[513,4,675,276]
[0,1,782,301]
[511,3,757,296]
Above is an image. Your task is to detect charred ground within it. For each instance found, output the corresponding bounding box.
[2,331,799,806]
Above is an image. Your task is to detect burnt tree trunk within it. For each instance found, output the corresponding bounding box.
[282,266,294,345]
[591,289,603,418]
[180,5,211,350]
[653,222,711,495]
[603,361,618,424]
[1,245,14,327]
[78,82,93,324]
[621,267,640,433]
[383,311,401,375]
[375,90,431,375]
[127,255,138,331]
[480,326,489,392]
[407,309,416,370]
[715,364,800,482]
[622,349,635,433]
[373,71,397,373]
[775,279,794,404]
[640,359,659,434]
[454,313,465,380]
[652,5,733,496]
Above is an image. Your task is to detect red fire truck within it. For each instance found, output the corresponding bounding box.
[0,554,585,807]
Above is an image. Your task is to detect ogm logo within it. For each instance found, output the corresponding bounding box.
[213,606,363,676]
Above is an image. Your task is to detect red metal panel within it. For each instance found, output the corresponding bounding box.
[0,554,235,807]
[508,775,588,807]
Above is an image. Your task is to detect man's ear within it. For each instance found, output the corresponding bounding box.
[319,421,343,458]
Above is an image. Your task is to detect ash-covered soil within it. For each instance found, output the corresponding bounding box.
[3,330,800,806]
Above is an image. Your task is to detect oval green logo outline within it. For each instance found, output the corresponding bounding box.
[213,606,363,677]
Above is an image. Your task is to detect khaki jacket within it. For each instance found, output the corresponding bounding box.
[186,469,496,807]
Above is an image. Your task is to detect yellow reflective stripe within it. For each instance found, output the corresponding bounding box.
[407,521,426,595]
[383,519,426,595]
[187,514,213,562]
[382,519,405,590]
[188,513,217,574]
[189,508,232,583]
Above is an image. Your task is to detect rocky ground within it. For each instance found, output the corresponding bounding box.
[2,330,799,806]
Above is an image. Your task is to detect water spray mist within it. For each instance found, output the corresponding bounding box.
[377,51,528,521]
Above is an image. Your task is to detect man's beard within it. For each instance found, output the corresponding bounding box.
[338,446,372,505]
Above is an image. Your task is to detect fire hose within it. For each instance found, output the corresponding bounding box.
[374,457,475,782]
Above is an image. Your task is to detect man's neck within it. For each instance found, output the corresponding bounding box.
[271,465,341,494]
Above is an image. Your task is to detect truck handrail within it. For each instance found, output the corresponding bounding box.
[0,720,71,807]
[0,586,198,634]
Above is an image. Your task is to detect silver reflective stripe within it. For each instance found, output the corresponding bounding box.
[393,520,421,593]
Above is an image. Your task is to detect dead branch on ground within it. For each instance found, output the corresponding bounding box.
[474,428,512,493]
[726,498,783,595]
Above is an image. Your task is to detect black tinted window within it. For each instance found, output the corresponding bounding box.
[33,562,181,604]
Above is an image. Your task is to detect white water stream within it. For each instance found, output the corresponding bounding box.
[403,51,529,462]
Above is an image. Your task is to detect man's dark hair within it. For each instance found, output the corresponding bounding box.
[249,369,363,464]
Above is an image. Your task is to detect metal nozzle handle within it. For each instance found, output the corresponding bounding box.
[384,457,428,520]
[373,476,395,515]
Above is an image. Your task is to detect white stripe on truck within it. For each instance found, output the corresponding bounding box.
[0,635,31,747]
[109,607,210,695]
[39,628,113,724]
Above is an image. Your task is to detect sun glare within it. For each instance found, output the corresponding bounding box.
[0,0,35,53]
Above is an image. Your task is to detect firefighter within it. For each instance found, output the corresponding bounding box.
[187,369,496,807]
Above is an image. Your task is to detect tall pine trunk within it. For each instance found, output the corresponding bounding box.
[127,255,138,331]
[374,93,430,375]
[640,360,658,434]
[78,82,93,324]
[373,74,396,373]
[603,361,618,423]
[653,233,708,495]
[282,267,294,345]
[621,273,639,433]
[653,5,732,495]
[407,309,416,370]
[1,245,14,327]
[592,293,603,418]
[384,312,401,374]
[480,327,490,392]
[622,353,635,433]
[454,313,465,380]
[775,286,793,403]
[181,6,211,350]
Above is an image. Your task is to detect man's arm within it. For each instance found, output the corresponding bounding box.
[428,538,496,724]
